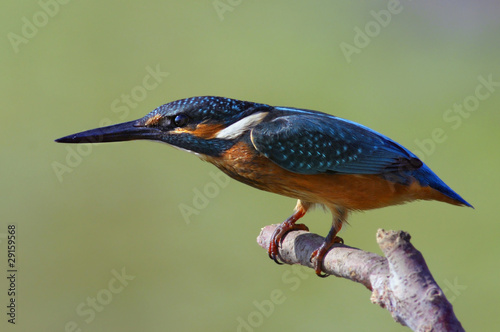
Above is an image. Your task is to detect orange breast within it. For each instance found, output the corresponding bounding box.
[203,142,453,211]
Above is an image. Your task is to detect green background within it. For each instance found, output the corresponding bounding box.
[1,1,499,331]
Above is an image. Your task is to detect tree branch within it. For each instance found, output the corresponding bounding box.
[257,225,464,332]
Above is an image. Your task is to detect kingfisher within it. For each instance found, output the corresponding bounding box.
[56,96,472,277]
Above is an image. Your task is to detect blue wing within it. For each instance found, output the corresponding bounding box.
[251,113,422,175]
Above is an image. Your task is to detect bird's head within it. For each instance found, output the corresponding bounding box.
[56,96,272,156]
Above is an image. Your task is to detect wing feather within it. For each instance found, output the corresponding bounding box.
[250,114,421,175]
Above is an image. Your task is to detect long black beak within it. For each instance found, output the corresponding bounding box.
[55,120,160,144]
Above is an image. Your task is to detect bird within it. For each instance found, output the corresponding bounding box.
[56,96,472,277]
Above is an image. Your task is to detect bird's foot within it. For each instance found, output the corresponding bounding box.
[310,236,344,277]
[268,221,309,265]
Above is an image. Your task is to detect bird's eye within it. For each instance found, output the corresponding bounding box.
[174,114,189,127]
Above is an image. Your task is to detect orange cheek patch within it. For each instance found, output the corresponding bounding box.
[145,114,162,126]
[171,123,225,138]
[192,123,226,139]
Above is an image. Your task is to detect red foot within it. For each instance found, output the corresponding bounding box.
[310,236,344,277]
[268,218,309,265]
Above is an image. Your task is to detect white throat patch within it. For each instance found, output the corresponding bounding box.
[215,112,268,140]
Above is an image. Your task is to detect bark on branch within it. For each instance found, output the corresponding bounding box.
[257,225,464,332]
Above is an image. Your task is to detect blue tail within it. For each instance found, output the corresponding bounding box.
[412,164,473,208]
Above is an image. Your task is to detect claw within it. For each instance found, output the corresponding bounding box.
[267,206,309,265]
[268,222,309,264]
[270,253,284,265]
[268,239,284,265]
[310,235,343,277]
